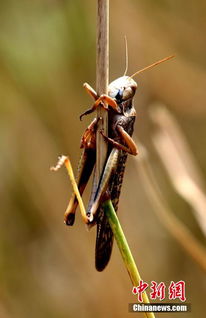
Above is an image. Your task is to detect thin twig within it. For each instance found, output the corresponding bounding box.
[95,0,109,182]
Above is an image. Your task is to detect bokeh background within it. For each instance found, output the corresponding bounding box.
[0,0,206,317]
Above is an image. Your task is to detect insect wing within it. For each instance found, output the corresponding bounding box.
[95,207,114,271]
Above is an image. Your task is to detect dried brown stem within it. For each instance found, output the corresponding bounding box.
[95,0,109,183]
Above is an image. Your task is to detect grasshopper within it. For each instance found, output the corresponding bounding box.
[61,55,174,271]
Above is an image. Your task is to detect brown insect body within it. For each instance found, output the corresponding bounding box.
[83,76,138,271]
[107,99,136,214]
[63,55,174,271]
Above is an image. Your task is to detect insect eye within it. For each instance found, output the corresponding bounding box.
[115,89,123,100]
[122,86,134,100]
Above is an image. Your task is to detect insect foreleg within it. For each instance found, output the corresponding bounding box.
[83,83,98,100]
[80,94,119,120]
[116,125,138,155]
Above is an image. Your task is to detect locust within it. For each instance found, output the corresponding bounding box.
[54,55,174,271]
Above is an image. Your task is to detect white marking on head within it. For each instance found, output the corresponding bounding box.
[108,76,137,101]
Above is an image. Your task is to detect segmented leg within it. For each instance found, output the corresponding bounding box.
[80,117,99,149]
[83,82,98,100]
[101,125,138,155]
[80,94,119,120]
[64,118,98,225]
[117,125,138,155]
[63,147,96,225]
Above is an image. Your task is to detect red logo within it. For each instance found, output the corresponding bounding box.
[132,280,186,302]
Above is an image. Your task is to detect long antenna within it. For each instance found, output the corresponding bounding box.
[130,55,175,78]
[123,36,128,76]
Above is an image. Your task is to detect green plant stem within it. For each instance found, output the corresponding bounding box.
[103,199,155,318]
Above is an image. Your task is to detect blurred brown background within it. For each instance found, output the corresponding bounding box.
[0,0,205,317]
